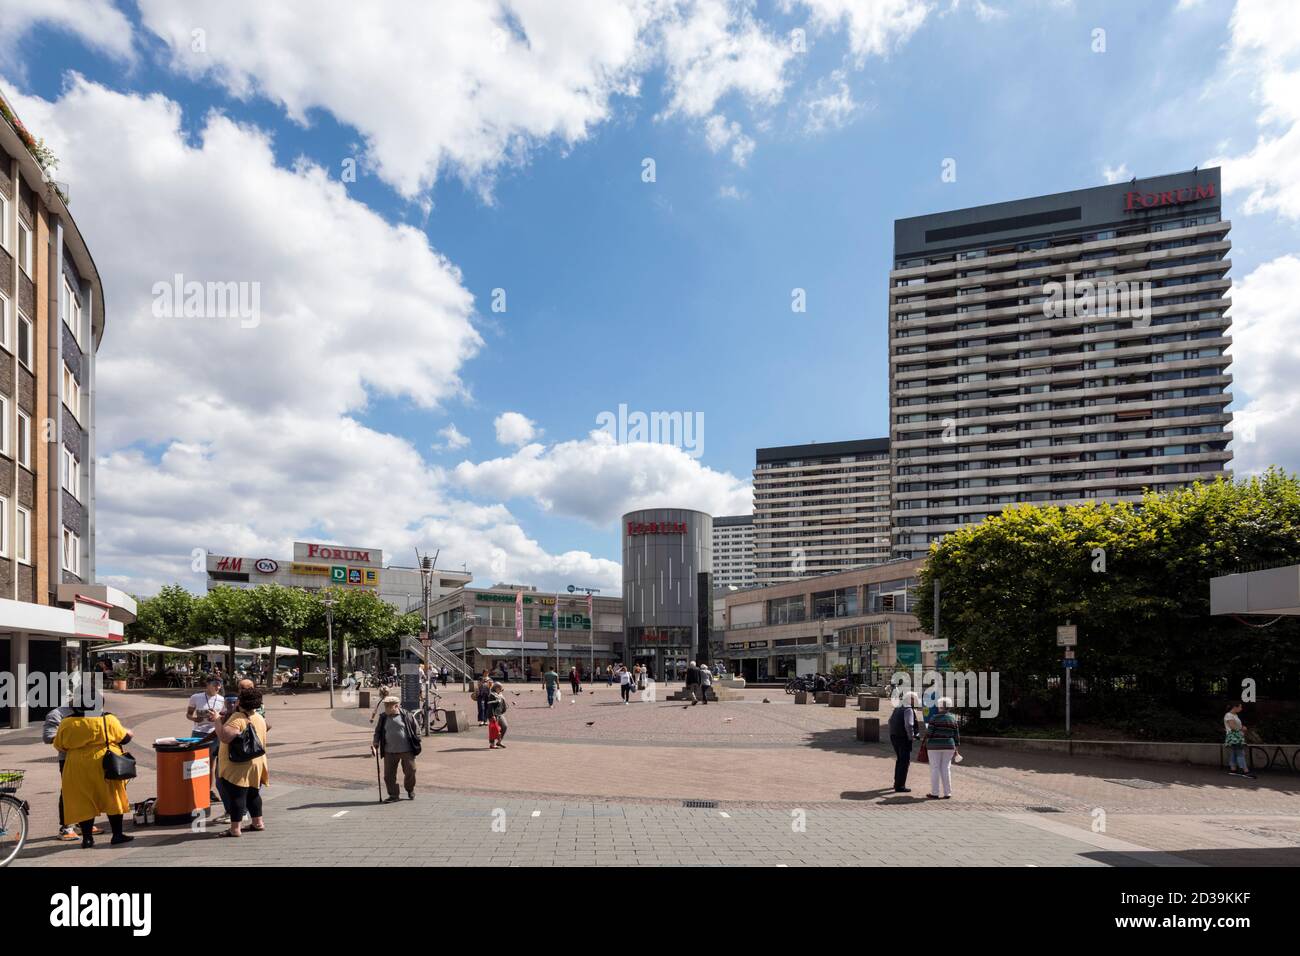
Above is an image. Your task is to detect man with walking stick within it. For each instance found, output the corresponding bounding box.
[370,696,422,802]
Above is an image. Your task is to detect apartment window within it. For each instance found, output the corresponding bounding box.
[62,364,81,422]
[0,192,8,250]
[16,506,30,564]
[0,395,6,456]
[0,290,8,351]
[17,312,32,368]
[63,278,84,350]
[62,446,80,500]
[0,495,6,557]
[17,411,30,469]
[17,220,32,277]
[62,527,80,576]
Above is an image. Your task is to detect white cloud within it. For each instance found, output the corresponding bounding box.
[136,0,658,200]
[0,0,134,69]
[789,0,932,66]
[1101,162,1131,184]
[10,76,617,594]
[1225,255,1300,474]
[658,0,793,120]
[1211,0,1300,220]
[718,184,747,199]
[453,430,752,526]
[802,69,858,133]
[494,411,540,446]
[703,113,756,166]
[436,423,471,450]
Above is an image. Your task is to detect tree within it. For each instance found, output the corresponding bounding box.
[127,584,196,646]
[191,587,252,677]
[915,471,1300,728]
[244,584,309,687]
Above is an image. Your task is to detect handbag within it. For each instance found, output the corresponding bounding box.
[101,716,138,780]
[916,740,929,764]
[226,713,265,763]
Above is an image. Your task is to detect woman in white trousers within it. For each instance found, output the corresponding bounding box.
[925,697,961,799]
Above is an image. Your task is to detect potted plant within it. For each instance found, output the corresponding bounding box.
[110,666,130,692]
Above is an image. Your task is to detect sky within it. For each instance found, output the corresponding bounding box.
[0,0,1297,597]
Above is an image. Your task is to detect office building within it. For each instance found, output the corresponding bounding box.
[889,168,1233,559]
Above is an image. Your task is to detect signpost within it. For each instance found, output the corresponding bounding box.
[1057,625,1078,736]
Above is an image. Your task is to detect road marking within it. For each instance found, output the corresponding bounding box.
[333,811,349,818]
[718,811,731,818]
[531,810,541,817]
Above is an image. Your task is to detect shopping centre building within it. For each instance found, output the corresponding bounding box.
[622,507,713,681]
[427,584,624,679]
[719,558,927,683]
[203,541,472,614]
[0,94,135,728]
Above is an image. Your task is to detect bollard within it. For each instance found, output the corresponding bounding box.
[856,717,881,742]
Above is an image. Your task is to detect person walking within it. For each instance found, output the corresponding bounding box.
[699,664,712,704]
[685,661,702,705]
[440,665,449,687]
[1224,701,1256,779]
[369,685,393,724]
[372,696,422,801]
[569,665,582,695]
[44,693,98,842]
[53,704,135,848]
[618,665,633,704]
[487,682,509,749]
[212,687,270,836]
[888,691,922,793]
[924,697,960,800]
[476,672,493,726]
[543,665,561,708]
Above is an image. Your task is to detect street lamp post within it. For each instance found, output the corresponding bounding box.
[322,592,337,710]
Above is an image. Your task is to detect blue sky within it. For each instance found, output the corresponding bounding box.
[2,0,1297,594]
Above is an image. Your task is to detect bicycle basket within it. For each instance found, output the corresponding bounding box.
[0,770,25,793]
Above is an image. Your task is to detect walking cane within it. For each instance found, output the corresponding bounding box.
[373,748,383,804]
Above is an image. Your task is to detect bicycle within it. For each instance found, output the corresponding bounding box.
[413,691,449,734]
[0,770,30,868]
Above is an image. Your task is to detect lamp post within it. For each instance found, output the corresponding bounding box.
[322,591,337,710]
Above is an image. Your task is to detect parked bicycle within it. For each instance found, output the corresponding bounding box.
[784,675,817,694]
[413,691,449,734]
[0,770,29,868]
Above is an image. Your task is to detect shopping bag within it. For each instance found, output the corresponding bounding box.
[488,718,502,742]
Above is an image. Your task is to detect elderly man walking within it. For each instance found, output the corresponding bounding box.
[371,696,422,802]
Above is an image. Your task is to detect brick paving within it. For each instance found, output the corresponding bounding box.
[3,686,1299,866]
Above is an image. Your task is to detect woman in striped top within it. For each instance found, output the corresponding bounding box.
[925,697,961,800]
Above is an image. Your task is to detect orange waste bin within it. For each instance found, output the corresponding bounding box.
[153,739,213,824]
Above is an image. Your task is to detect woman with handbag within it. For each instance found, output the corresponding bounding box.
[212,687,269,837]
[924,697,961,800]
[53,705,136,848]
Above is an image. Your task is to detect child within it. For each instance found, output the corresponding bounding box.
[487,682,509,749]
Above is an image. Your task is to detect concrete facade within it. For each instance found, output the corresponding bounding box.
[753,438,891,585]
[711,513,754,589]
[889,168,1233,559]
[622,507,712,680]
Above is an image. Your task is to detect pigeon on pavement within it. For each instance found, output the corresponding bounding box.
[585,721,595,727]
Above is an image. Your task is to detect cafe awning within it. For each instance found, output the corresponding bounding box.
[89,642,193,654]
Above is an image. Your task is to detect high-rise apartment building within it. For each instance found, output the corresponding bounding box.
[753,439,891,585]
[888,168,1233,560]
[711,514,755,590]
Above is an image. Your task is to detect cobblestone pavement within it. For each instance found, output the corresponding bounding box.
[4,686,1299,866]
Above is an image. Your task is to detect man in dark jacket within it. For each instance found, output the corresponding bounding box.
[685,661,705,705]
[371,697,422,802]
[888,691,922,793]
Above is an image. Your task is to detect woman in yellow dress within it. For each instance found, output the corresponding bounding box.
[53,707,136,848]
[212,686,269,837]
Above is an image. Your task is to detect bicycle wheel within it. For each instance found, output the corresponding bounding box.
[429,708,448,733]
[0,795,28,867]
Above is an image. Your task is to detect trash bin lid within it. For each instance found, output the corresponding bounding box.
[153,737,209,752]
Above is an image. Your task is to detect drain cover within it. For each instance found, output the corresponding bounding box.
[682,800,719,809]
[1025,806,1063,813]
[1105,778,1164,790]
